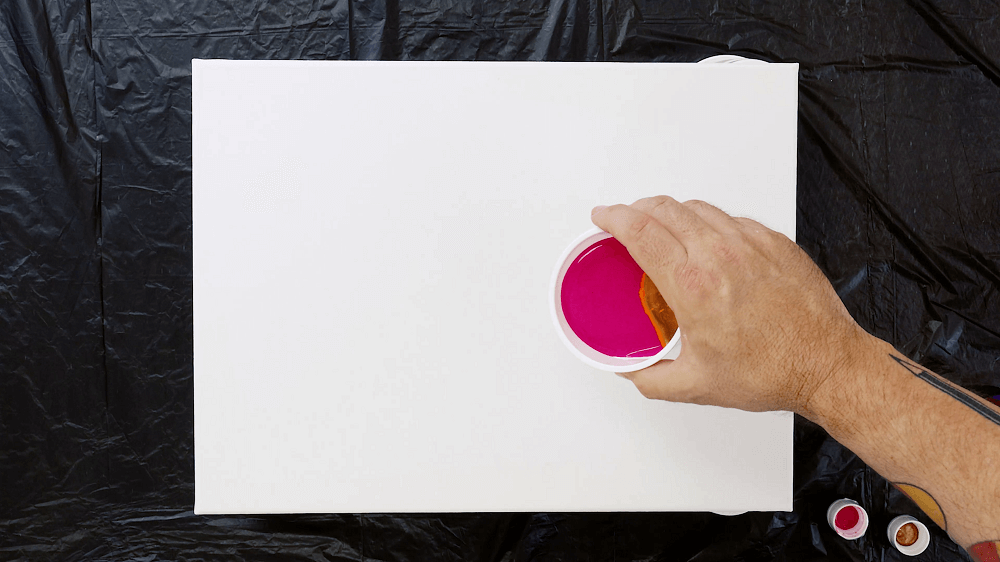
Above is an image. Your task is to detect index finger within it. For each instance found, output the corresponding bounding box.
[591,204,687,288]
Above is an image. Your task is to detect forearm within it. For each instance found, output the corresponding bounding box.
[588,198,999,556]
[805,336,1000,557]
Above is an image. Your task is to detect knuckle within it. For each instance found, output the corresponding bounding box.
[761,230,792,255]
[627,214,657,242]
[603,203,630,216]
[735,218,776,244]
[673,264,717,294]
[648,196,681,219]
[634,195,670,209]
[771,229,794,246]
[712,240,742,265]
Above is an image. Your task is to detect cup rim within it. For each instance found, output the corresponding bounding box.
[550,227,682,372]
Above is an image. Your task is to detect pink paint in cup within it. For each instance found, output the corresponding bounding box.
[827,499,869,540]
[550,228,681,372]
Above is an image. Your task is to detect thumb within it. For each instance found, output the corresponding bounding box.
[618,357,701,403]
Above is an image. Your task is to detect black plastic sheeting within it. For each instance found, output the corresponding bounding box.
[1,0,998,559]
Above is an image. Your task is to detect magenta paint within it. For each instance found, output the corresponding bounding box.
[560,237,663,358]
[835,506,860,530]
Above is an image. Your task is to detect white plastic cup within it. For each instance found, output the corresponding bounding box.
[827,499,869,540]
[698,54,768,65]
[550,228,682,372]
[888,515,930,556]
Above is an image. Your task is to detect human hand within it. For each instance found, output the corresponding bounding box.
[591,196,876,415]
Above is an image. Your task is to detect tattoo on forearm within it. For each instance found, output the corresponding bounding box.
[892,482,947,530]
[889,356,1000,558]
[889,355,1000,427]
[890,485,1000,562]
[969,540,1000,562]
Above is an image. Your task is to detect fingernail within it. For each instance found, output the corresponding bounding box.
[591,205,608,215]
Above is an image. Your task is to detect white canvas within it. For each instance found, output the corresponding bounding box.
[193,60,798,514]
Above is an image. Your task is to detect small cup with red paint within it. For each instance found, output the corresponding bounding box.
[550,227,682,372]
[827,499,869,540]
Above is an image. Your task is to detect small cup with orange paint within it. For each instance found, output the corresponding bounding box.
[888,515,930,556]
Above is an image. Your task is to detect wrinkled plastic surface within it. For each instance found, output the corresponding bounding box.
[1,0,997,559]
